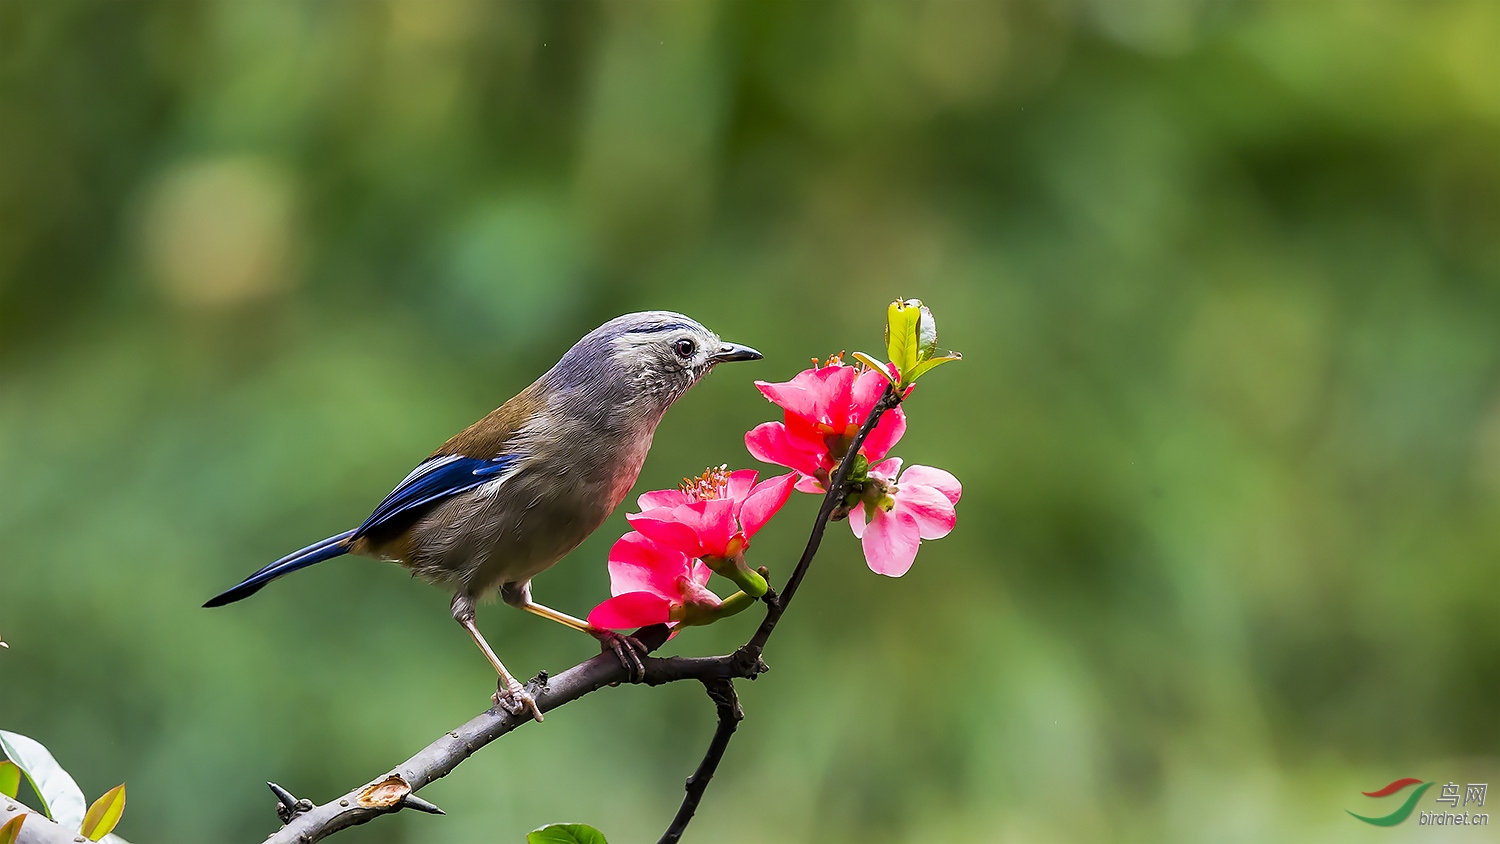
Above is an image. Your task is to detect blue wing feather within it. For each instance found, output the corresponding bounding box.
[352,453,519,539]
[206,452,522,608]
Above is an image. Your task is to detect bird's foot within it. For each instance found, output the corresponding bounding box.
[592,630,647,682]
[494,678,544,723]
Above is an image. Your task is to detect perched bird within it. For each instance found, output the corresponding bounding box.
[205,312,761,720]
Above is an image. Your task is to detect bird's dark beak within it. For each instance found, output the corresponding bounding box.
[710,342,763,363]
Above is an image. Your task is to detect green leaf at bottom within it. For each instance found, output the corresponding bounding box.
[527,822,609,844]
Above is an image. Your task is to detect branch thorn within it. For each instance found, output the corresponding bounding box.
[401,794,446,815]
[267,782,314,824]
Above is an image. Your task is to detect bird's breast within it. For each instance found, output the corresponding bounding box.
[398,422,660,596]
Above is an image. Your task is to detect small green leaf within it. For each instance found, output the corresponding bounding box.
[0,730,87,828]
[851,351,896,385]
[916,304,937,360]
[850,452,870,480]
[81,784,125,841]
[885,299,923,375]
[0,814,24,844]
[527,822,609,844]
[903,352,962,385]
[0,762,19,799]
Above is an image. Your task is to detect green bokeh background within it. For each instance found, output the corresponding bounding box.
[2,2,1497,842]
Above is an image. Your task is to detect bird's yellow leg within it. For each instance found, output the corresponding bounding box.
[518,601,594,633]
[502,582,647,680]
[500,581,599,633]
[452,595,543,722]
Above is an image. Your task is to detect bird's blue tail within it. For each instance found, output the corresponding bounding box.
[203,529,356,608]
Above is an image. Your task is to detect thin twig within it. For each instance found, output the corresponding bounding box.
[656,680,743,844]
[664,385,901,842]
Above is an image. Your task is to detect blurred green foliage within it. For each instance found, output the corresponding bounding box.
[2,1,1497,842]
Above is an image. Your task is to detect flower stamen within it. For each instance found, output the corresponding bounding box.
[680,464,732,501]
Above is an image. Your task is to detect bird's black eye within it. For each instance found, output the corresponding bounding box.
[674,338,696,359]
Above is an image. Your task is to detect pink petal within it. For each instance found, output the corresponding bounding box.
[898,465,962,505]
[812,366,857,429]
[588,592,674,629]
[672,500,717,535]
[627,511,707,558]
[782,414,834,462]
[848,501,868,538]
[727,468,759,492]
[607,532,691,597]
[861,405,907,463]
[739,472,796,537]
[794,474,825,494]
[755,378,822,422]
[689,558,713,587]
[895,484,956,540]
[678,574,723,606]
[861,507,921,577]
[725,469,758,516]
[637,488,690,511]
[696,498,738,557]
[745,421,825,476]
[868,457,903,483]
[850,368,891,428]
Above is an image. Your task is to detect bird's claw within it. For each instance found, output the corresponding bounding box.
[593,630,647,682]
[494,679,544,722]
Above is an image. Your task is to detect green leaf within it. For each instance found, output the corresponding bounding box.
[850,452,870,480]
[0,762,18,799]
[885,300,922,375]
[527,822,609,844]
[0,814,24,844]
[916,304,937,360]
[903,352,962,385]
[851,351,896,385]
[81,784,125,841]
[0,730,87,828]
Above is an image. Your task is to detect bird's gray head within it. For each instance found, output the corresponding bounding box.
[544,311,762,415]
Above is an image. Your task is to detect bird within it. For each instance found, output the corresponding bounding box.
[205,311,762,721]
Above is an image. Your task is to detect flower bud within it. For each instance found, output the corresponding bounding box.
[705,550,769,598]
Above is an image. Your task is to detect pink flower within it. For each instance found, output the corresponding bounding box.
[745,363,907,488]
[626,467,796,561]
[849,458,961,577]
[587,532,720,629]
